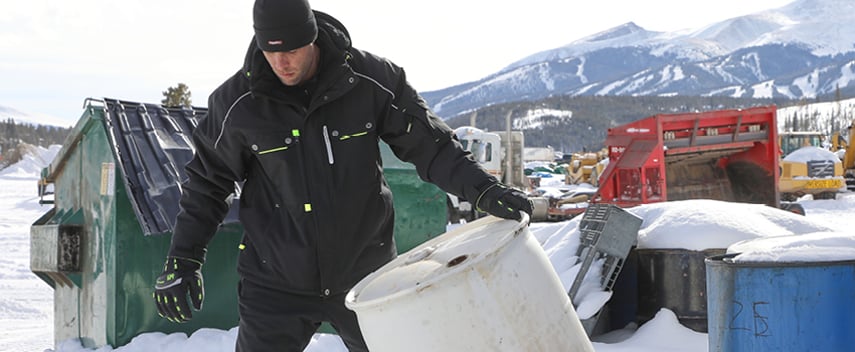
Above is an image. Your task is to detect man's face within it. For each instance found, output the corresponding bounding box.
[262,43,318,86]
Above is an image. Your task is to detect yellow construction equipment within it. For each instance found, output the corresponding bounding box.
[778,131,845,200]
[779,131,824,156]
[565,149,607,186]
[832,120,855,190]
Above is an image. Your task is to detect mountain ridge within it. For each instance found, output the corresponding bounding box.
[0,104,72,128]
[424,0,855,118]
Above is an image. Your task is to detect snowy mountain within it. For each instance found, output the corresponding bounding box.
[424,0,855,118]
[0,104,73,128]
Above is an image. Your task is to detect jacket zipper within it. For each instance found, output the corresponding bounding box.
[322,125,335,164]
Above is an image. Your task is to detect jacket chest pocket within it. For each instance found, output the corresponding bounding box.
[250,130,302,191]
[252,130,300,155]
[323,121,380,186]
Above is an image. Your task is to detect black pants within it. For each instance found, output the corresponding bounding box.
[235,279,368,352]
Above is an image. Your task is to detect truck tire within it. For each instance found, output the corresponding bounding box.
[779,202,806,216]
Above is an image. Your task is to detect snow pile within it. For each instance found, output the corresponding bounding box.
[783,146,840,164]
[513,108,573,130]
[0,149,59,351]
[0,144,61,179]
[51,329,349,352]
[531,197,842,324]
[629,199,834,250]
[729,231,855,263]
[530,220,609,317]
[592,309,708,351]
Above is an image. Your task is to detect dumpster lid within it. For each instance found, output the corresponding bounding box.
[101,98,239,236]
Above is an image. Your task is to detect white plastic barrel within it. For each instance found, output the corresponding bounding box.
[345,214,594,352]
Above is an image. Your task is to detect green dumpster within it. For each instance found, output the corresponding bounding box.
[30,98,446,348]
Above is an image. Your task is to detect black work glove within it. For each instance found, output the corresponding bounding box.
[475,183,533,221]
[154,256,204,323]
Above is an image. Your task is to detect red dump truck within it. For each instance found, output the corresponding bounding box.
[549,106,800,219]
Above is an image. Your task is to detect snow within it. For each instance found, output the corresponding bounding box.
[751,80,775,99]
[729,231,855,263]
[597,79,628,95]
[783,146,840,163]
[580,0,855,63]
[431,66,536,115]
[705,85,744,97]
[657,65,685,85]
[0,105,74,129]
[777,97,855,132]
[3,146,855,352]
[0,146,62,352]
[834,61,855,91]
[629,199,833,250]
[513,108,574,130]
[511,0,855,72]
[769,0,855,56]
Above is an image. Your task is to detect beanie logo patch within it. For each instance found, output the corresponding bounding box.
[267,40,283,46]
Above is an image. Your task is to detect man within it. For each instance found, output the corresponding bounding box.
[153,0,532,351]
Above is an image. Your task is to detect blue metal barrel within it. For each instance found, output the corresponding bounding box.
[706,254,855,351]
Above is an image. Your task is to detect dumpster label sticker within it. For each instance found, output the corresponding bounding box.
[100,163,115,196]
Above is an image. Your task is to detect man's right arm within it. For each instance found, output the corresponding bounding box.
[168,95,248,263]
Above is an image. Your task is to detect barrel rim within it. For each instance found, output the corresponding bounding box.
[706,253,855,267]
[635,248,726,255]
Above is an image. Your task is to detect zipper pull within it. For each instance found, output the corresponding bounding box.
[323,125,335,165]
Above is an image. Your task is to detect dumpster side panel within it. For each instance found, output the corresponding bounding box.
[379,142,446,253]
[384,168,446,253]
[112,191,242,346]
[87,128,115,349]
[47,113,115,348]
[50,151,84,345]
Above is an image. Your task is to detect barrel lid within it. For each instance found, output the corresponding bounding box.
[708,231,855,266]
[347,214,529,308]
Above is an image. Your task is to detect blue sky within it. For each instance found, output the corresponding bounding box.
[1,0,794,125]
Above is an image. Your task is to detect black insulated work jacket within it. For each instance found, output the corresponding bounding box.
[168,11,496,297]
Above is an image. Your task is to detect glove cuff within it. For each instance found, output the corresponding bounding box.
[167,244,207,265]
[166,256,203,271]
[475,182,500,212]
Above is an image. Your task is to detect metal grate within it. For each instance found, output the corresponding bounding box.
[568,203,643,336]
[807,159,836,178]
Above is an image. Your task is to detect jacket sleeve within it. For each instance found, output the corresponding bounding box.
[167,93,248,263]
[379,71,497,203]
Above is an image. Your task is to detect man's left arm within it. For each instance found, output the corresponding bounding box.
[379,78,531,220]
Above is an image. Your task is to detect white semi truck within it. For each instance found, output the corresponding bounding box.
[447,126,527,223]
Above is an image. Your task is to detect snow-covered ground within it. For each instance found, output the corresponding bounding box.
[0,145,61,352]
[2,146,855,352]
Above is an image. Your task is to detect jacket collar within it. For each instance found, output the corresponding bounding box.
[243,11,353,103]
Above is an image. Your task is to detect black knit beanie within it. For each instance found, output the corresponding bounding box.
[253,0,318,52]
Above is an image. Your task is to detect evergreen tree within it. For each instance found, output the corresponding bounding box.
[0,118,71,169]
[162,83,193,108]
